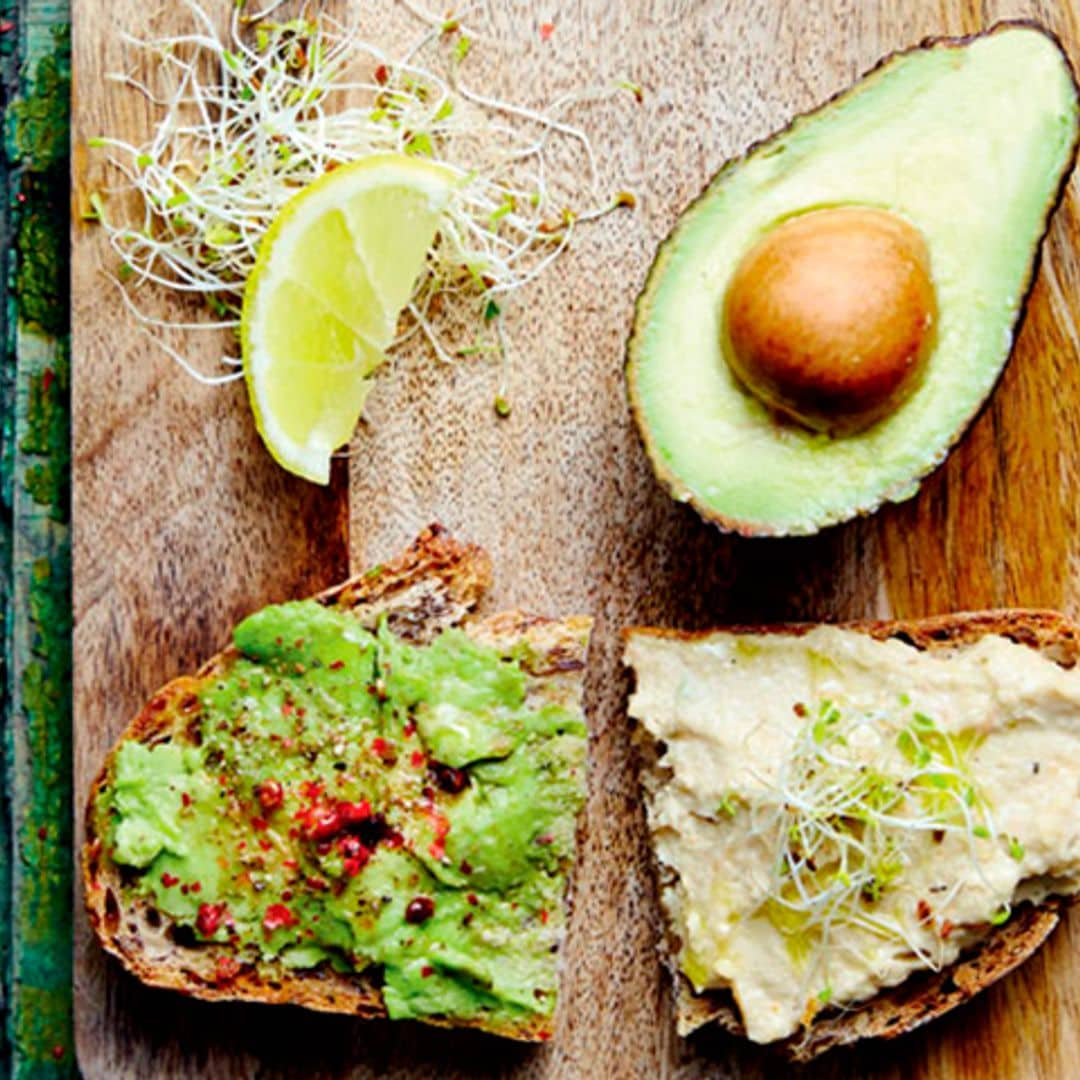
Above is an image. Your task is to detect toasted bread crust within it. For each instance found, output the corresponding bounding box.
[82,526,590,1043]
[626,609,1080,1060]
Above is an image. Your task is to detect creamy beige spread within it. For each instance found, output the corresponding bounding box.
[625,627,1080,1044]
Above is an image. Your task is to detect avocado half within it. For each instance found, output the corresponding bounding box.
[627,23,1080,536]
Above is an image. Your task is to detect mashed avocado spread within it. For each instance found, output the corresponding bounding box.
[103,601,587,1027]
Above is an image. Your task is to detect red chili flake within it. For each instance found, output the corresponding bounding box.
[282,889,293,901]
[383,828,404,849]
[338,799,372,824]
[252,817,269,832]
[940,919,955,939]
[294,639,304,649]
[374,64,389,84]
[329,659,345,671]
[197,902,228,936]
[180,884,189,895]
[283,858,299,871]
[51,1044,65,1061]
[0,21,14,34]
[466,893,479,906]
[191,881,202,894]
[405,896,435,924]
[540,22,554,40]
[181,792,192,808]
[217,774,228,785]
[160,872,179,888]
[343,851,370,877]
[431,762,468,794]
[794,702,808,718]
[535,833,554,846]
[256,779,284,812]
[214,956,241,984]
[371,737,390,757]
[300,780,324,800]
[275,636,284,646]
[41,369,56,395]
[237,841,247,852]
[306,876,329,892]
[403,719,417,737]
[16,192,26,203]
[259,838,273,852]
[281,701,294,717]
[540,909,549,925]
[281,738,294,751]
[428,839,446,861]
[339,834,364,858]
[916,899,933,925]
[459,860,473,875]
[421,965,435,978]
[305,805,342,840]
[37,826,47,841]
[263,903,299,934]
[410,750,426,769]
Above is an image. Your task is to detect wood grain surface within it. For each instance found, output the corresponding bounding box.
[72,1,1080,1077]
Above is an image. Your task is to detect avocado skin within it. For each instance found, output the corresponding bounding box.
[626,21,1080,537]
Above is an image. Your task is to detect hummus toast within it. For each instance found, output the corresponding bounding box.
[626,610,1080,1060]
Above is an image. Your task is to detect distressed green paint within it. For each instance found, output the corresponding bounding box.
[11,552,71,1071]
[20,344,68,522]
[4,2,74,1076]
[10,25,69,337]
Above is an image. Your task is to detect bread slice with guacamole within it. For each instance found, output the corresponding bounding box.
[83,525,591,1041]
[625,610,1080,1060]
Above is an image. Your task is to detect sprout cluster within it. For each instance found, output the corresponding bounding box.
[742,700,1004,993]
[88,0,631,394]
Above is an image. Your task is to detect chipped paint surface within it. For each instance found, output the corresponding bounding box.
[3,3,74,1076]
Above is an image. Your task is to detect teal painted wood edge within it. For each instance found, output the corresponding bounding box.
[3,0,73,1076]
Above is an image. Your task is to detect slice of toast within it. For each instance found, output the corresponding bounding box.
[83,525,592,1042]
[625,610,1080,1061]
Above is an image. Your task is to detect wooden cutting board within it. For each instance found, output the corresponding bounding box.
[71,1,1080,1076]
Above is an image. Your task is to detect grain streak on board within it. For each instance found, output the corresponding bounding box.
[73,1,1080,1077]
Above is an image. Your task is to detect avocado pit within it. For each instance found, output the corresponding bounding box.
[723,207,937,434]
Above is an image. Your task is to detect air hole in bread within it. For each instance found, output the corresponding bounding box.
[890,631,917,647]
[144,907,161,929]
[104,887,120,932]
[169,923,197,948]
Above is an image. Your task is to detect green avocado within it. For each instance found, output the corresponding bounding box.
[99,602,587,1031]
[627,23,1080,536]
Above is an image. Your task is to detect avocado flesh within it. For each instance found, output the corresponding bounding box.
[628,25,1080,536]
[99,601,588,1029]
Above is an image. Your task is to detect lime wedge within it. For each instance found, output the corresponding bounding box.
[242,154,454,483]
